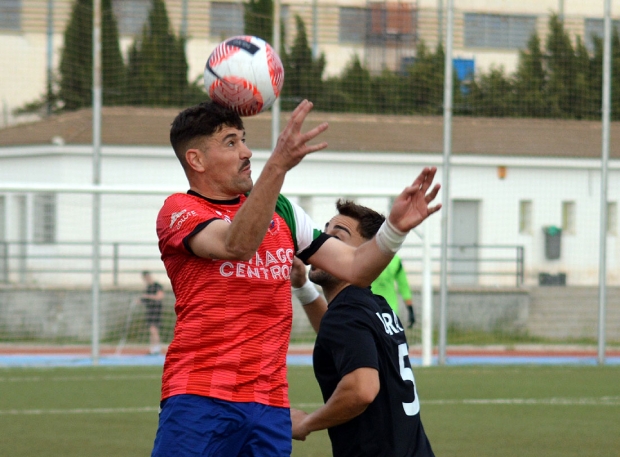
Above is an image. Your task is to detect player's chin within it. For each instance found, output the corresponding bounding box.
[237,178,253,194]
[308,269,332,285]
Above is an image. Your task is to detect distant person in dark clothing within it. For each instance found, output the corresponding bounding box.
[141,271,164,355]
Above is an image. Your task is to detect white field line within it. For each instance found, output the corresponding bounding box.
[0,374,161,382]
[294,396,620,409]
[1,397,619,416]
[0,406,159,415]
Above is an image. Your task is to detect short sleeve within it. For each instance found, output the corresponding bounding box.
[157,194,220,257]
[320,304,379,377]
[275,195,323,255]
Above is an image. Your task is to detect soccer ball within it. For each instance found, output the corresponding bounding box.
[204,35,285,116]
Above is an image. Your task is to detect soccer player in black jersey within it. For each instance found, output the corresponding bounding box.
[291,200,436,457]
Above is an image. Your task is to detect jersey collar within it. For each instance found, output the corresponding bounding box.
[187,189,241,205]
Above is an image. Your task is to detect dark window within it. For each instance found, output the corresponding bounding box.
[339,7,367,43]
[0,0,21,31]
[33,193,56,244]
[584,18,620,51]
[464,13,536,49]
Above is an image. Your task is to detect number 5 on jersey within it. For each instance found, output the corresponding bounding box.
[398,343,420,416]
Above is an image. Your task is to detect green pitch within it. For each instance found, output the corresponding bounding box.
[0,365,618,456]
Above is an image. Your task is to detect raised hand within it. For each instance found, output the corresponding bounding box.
[269,100,329,172]
[388,167,441,233]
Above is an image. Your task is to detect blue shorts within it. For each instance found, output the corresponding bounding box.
[151,394,292,457]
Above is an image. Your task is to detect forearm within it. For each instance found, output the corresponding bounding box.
[301,386,370,434]
[348,238,395,287]
[223,162,286,259]
[309,237,395,288]
[301,298,327,333]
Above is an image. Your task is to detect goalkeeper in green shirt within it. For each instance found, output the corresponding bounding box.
[371,255,416,328]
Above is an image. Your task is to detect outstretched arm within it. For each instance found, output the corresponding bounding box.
[291,368,379,441]
[189,100,328,261]
[308,167,441,287]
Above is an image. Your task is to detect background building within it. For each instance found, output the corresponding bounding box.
[1,0,616,126]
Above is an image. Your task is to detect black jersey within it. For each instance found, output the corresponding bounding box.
[143,282,163,306]
[313,285,435,457]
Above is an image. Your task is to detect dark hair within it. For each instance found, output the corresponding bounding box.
[169,102,244,170]
[335,199,385,240]
[141,270,150,277]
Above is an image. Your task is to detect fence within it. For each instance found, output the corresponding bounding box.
[0,240,524,287]
[1,0,619,363]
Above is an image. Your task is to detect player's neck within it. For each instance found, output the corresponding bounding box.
[323,282,350,304]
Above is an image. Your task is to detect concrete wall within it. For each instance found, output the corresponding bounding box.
[0,287,174,341]
[3,286,617,343]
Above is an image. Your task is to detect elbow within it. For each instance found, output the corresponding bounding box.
[355,381,379,406]
[229,250,255,262]
[224,240,257,261]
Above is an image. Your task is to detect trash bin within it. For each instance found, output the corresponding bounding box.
[543,226,562,260]
[538,272,567,286]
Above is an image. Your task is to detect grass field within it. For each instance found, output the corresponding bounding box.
[0,364,619,456]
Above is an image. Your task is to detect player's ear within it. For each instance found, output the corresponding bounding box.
[186,148,207,172]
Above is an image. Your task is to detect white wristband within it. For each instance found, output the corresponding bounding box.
[375,219,407,254]
[292,280,320,306]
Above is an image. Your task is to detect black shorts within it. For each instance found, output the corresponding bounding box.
[144,301,163,327]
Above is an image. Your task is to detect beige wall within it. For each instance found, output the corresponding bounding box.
[0,0,617,126]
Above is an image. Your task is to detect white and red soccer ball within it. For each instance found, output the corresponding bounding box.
[204,35,284,116]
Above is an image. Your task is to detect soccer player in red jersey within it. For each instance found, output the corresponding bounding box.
[151,99,441,457]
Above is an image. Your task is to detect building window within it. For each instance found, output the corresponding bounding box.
[210,2,244,39]
[367,3,416,45]
[339,7,367,43]
[33,193,56,244]
[584,18,620,51]
[112,0,151,36]
[519,200,532,234]
[464,13,536,49]
[608,202,618,236]
[0,0,21,31]
[562,201,576,235]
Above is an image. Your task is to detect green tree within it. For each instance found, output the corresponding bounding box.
[513,33,548,117]
[545,14,578,117]
[244,0,272,42]
[335,54,374,112]
[372,70,406,114]
[126,0,203,106]
[468,66,514,117]
[401,41,445,114]
[281,15,325,110]
[58,0,125,110]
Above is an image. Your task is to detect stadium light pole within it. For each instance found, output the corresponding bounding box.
[46,0,54,116]
[91,0,103,365]
[271,0,282,151]
[438,0,454,366]
[597,0,612,366]
[421,221,433,366]
[312,0,319,59]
